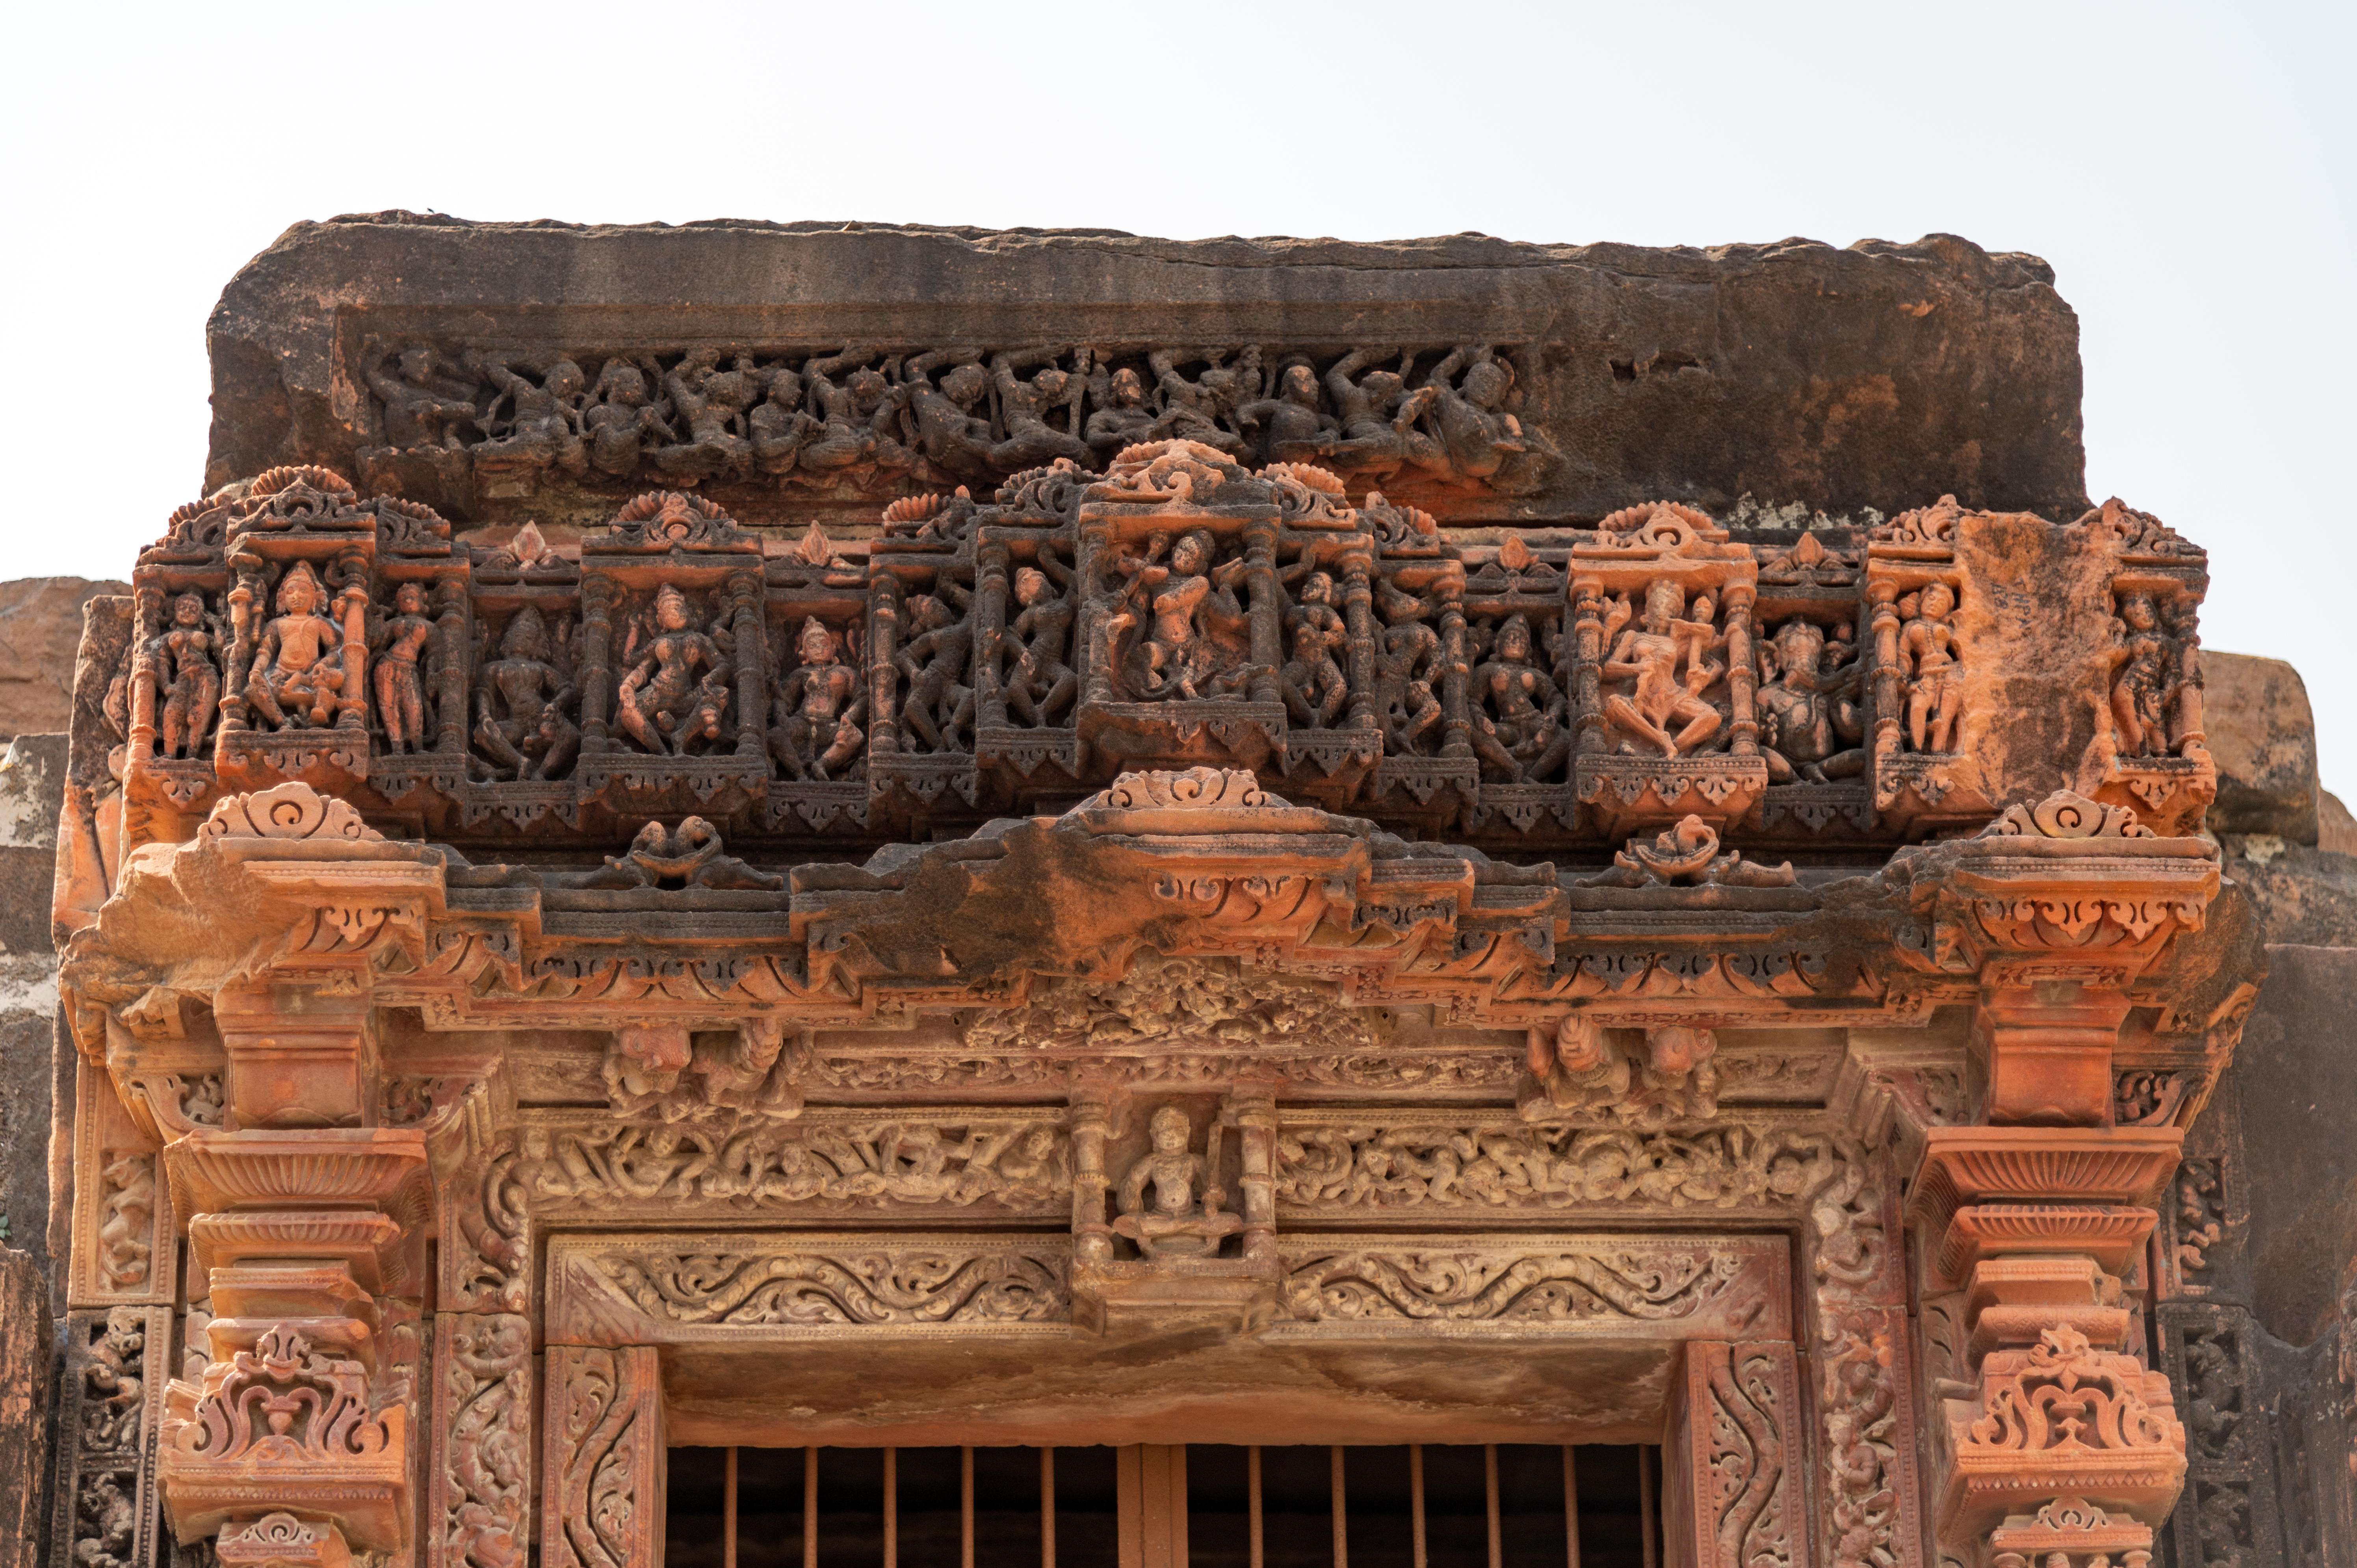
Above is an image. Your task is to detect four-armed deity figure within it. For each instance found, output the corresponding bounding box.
[1601,580,1725,759]
[615,585,733,756]
[1113,1104,1242,1260]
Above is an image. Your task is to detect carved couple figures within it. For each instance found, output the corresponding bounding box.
[1103,529,1258,702]
[990,555,1079,729]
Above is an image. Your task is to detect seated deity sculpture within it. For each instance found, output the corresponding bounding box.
[244,561,349,731]
[1757,618,1865,784]
[1113,1104,1242,1260]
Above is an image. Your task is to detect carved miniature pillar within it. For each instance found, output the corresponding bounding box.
[1340,552,1377,733]
[869,572,902,760]
[1721,581,1759,756]
[1076,521,1120,709]
[726,567,766,759]
[1662,1341,1802,1568]
[1224,1088,1277,1267]
[578,575,619,752]
[429,579,468,754]
[975,542,1012,728]
[1569,575,1607,754]
[332,547,371,731]
[1439,596,1473,760]
[541,1346,665,1568]
[1070,1090,1114,1267]
[220,556,264,737]
[128,584,165,761]
[1866,579,1904,759]
[1243,519,1282,704]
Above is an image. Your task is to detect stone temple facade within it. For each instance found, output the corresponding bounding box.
[17,218,2356,1568]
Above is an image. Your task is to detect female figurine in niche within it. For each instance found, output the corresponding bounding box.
[1278,569,1350,729]
[1600,579,1725,758]
[145,591,222,759]
[1471,612,1569,782]
[1114,1104,1241,1260]
[245,560,349,731]
[472,607,580,782]
[615,584,734,756]
[2110,591,2175,758]
[373,581,438,755]
[772,616,867,781]
[1898,581,1965,753]
[994,556,1079,728]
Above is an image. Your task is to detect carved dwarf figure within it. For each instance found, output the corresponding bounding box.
[244,561,349,731]
[1601,580,1724,758]
[773,616,867,781]
[473,607,580,782]
[1237,358,1341,466]
[144,591,222,759]
[367,345,479,450]
[1322,347,1444,478]
[581,360,672,478]
[750,364,819,477]
[373,581,438,754]
[1899,581,1965,753]
[617,584,734,755]
[1757,618,1865,783]
[81,1308,147,1451]
[1114,1104,1241,1259]
[96,1154,153,1289]
[903,349,998,477]
[1084,364,1158,457]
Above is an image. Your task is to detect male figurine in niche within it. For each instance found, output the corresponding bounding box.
[1114,1104,1243,1260]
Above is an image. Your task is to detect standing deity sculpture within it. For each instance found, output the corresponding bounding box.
[992,556,1078,728]
[472,607,580,781]
[1599,581,1726,758]
[1371,579,1449,757]
[615,584,734,755]
[139,591,224,759]
[1277,568,1350,729]
[372,582,439,755]
[2110,591,2175,759]
[1898,581,1965,753]
[772,617,867,781]
[243,561,350,731]
[893,581,978,754]
[1113,1104,1241,1260]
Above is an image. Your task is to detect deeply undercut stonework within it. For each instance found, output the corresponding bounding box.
[41,217,2290,1568]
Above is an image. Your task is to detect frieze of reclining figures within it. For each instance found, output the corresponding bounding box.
[355,340,1558,509]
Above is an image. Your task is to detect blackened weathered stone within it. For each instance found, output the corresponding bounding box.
[206,219,2087,526]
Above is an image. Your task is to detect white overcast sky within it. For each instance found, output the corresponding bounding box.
[4,2,2349,785]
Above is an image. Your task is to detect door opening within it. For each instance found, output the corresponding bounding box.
[666,1442,1663,1568]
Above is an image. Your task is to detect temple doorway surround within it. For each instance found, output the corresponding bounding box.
[50,221,2242,1568]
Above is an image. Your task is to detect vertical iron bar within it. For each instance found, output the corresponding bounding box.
[1330,1447,1348,1568]
[962,1446,976,1568]
[884,1447,898,1568]
[1410,1446,1427,1568]
[1249,1446,1265,1568]
[1041,1446,1057,1568]
[725,1447,739,1568]
[1484,1445,1502,1568]
[1562,1447,1581,1568]
[804,1446,820,1568]
[1638,1446,1657,1568]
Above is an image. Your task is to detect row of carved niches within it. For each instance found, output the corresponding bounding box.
[355,338,1558,520]
[107,461,2217,848]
